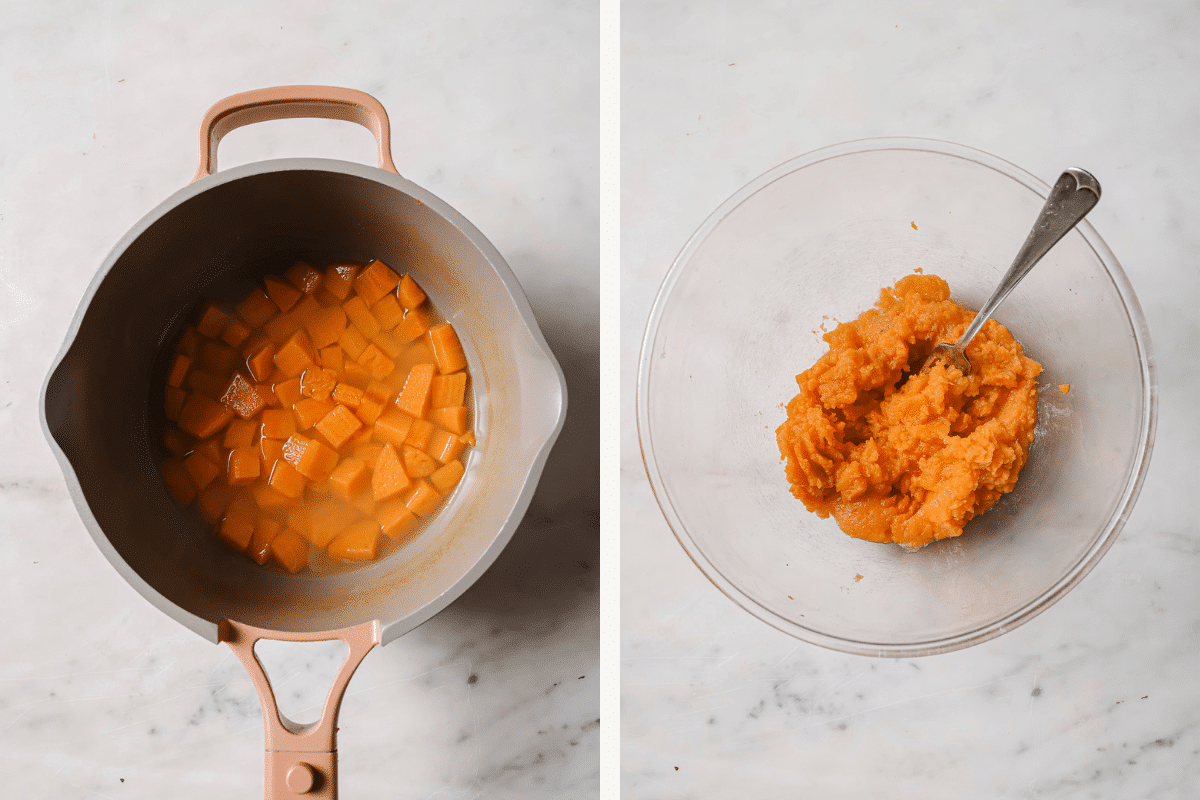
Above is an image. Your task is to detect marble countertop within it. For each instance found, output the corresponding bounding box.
[0,2,598,797]
[622,3,1198,798]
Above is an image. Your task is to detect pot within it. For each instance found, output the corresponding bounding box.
[40,86,567,798]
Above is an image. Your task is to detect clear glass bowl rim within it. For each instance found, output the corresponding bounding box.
[636,136,1159,657]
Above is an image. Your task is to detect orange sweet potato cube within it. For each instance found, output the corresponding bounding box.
[177,326,202,359]
[374,407,415,448]
[197,482,233,523]
[248,518,282,565]
[246,341,276,382]
[427,324,467,374]
[167,353,191,388]
[196,303,230,339]
[200,341,239,376]
[402,445,437,478]
[430,459,465,494]
[264,309,304,344]
[342,296,381,338]
[323,263,359,300]
[281,434,311,466]
[251,482,297,511]
[337,324,370,361]
[346,423,374,447]
[370,294,404,331]
[184,451,220,491]
[179,394,234,439]
[294,397,336,430]
[404,479,443,517]
[264,275,303,312]
[273,329,318,378]
[429,406,469,435]
[327,519,380,561]
[429,372,467,409]
[365,381,393,404]
[426,427,465,463]
[375,498,417,539]
[163,425,192,456]
[319,345,344,374]
[342,361,372,388]
[396,363,437,418]
[260,408,296,440]
[221,373,267,420]
[404,418,435,451]
[371,443,410,502]
[273,377,302,409]
[397,274,426,310]
[165,385,187,422]
[332,382,364,409]
[286,261,322,294]
[314,405,363,449]
[304,500,363,547]
[223,417,257,449]
[300,367,338,402]
[218,510,256,553]
[297,438,339,482]
[354,397,385,426]
[354,260,400,306]
[186,369,228,398]
[237,288,278,328]
[370,330,403,360]
[329,456,369,498]
[268,460,307,499]
[358,344,396,381]
[270,529,309,573]
[227,447,261,487]
[161,457,197,506]
[305,305,347,349]
[194,437,222,465]
[394,306,432,344]
[221,318,252,348]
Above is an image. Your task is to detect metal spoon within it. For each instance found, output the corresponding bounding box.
[921,167,1101,376]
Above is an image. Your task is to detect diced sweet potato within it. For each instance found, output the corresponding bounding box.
[248,518,281,565]
[370,330,403,360]
[270,529,309,573]
[264,275,303,312]
[319,345,344,373]
[179,394,234,439]
[354,397,385,426]
[404,479,443,517]
[346,423,375,447]
[332,382,364,409]
[323,263,359,300]
[429,372,467,409]
[222,418,256,449]
[197,482,233,523]
[194,437,222,465]
[329,456,369,499]
[294,397,336,430]
[165,385,187,422]
[184,451,220,491]
[221,318,252,348]
[430,459,465,494]
[358,344,396,380]
[281,434,311,466]
[196,303,230,339]
[371,443,410,502]
[260,408,296,440]
[375,498,417,539]
[342,296,381,338]
[200,340,240,375]
[396,363,437,418]
[264,309,304,344]
[402,445,438,478]
[177,326,202,359]
[371,294,404,331]
[426,427,465,463]
[397,274,426,310]
[221,373,267,419]
[327,519,380,561]
[297,438,339,482]
[459,431,476,447]
[269,460,307,499]
[274,329,318,378]
[338,324,370,361]
[354,259,400,306]
[427,324,467,374]
[315,405,363,449]
[162,457,197,506]
[237,288,278,328]
[291,295,323,328]
[259,435,284,468]
[186,369,227,398]
[273,376,302,409]
[246,341,276,382]
[305,305,347,349]
[163,425,192,456]
[251,482,297,510]
[167,353,191,389]
[374,407,415,447]
[286,261,323,294]
[394,306,432,343]
[228,447,260,487]
[304,500,362,547]
[404,418,435,450]
[218,511,255,553]
[300,367,338,402]
[428,406,469,435]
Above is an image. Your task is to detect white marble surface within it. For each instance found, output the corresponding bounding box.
[623,3,1198,797]
[0,2,598,797]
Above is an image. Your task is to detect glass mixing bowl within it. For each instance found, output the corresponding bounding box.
[637,137,1157,657]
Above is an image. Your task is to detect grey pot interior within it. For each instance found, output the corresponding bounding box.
[43,159,566,644]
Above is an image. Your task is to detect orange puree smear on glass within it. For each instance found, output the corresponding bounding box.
[775,274,1042,550]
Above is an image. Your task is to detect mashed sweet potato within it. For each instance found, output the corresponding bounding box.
[775,274,1041,549]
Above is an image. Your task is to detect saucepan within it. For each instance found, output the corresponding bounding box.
[40,86,567,798]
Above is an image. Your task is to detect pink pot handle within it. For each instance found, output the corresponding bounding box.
[219,619,382,799]
[192,85,400,182]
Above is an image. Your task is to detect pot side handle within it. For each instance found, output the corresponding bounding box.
[192,85,400,182]
[219,619,381,799]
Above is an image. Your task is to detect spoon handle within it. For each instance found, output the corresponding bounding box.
[957,168,1101,347]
